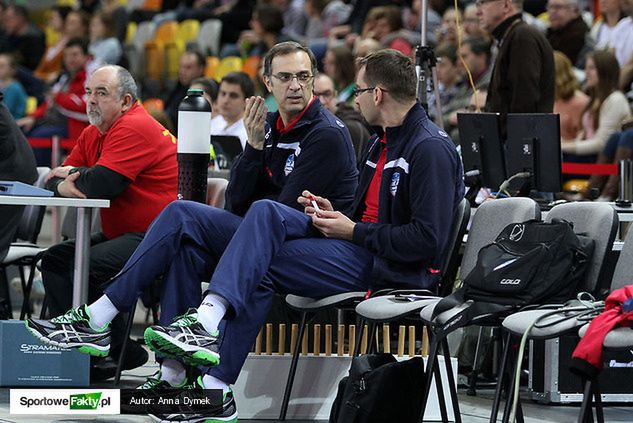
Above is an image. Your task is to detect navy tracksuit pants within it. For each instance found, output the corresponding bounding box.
[104,199,373,384]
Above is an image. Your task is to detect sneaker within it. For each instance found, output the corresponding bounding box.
[25,305,110,357]
[144,309,220,367]
[122,370,201,416]
[137,368,200,390]
[149,379,238,423]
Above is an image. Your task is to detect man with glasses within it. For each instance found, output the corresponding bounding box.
[27,41,358,421]
[546,0,592,68]
[27,49,463,422]
[478,0,554,138]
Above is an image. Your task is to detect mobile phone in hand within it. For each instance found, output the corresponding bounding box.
[310,195,321,213]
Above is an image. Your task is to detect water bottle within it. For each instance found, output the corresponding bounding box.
[177,89,211,203]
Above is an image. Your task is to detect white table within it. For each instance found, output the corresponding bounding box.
[0,196,109,307]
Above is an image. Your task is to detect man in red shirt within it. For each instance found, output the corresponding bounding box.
[16,38,91,166]
[40,64,178,377]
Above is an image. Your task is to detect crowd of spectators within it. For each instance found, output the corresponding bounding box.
[0,0,632,199]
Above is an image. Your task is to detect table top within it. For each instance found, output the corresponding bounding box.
[0,195,109,208]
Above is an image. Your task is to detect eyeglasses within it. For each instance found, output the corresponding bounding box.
[475,0,502,7]
[352,86,376,97]
[270,72,314,85]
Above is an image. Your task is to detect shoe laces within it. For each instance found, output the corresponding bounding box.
[138,372,164,389]
[170,308,199,327]
[51,306,87,324]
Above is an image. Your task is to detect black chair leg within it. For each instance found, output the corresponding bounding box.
[40,295,48,318]
[468,326,485,396]
[593,378,604,423]
[578,379,593,423]
[441,337,462,423]
[279,311,308,421]
[20,263,37,320]
[151,302,160,326]
[352,317,365,356]
[432,350,450,423]
[366,322,377,354]
[490,332,512,423]
[501,339,521,423]
[115,301,138,385]
[418,333,440,423]
[1,268,13,319]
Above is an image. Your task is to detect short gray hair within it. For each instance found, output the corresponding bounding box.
[115,66,138,102]
[98,65,138,102]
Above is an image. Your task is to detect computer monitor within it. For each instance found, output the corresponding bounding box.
[457,112,507,190]
[505,114,561,193]
[210,135,243,169]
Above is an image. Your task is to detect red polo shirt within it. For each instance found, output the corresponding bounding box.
[361,135,387,223]
[64,103,178,239]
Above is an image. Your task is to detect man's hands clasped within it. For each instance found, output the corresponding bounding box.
[47,166,86,199]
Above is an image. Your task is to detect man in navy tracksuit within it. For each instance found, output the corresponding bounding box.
[26,40,356,388]
[28,49,464,422]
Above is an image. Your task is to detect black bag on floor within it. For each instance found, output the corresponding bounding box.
[329,353,425,423]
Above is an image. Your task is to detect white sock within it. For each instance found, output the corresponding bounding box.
[87,295,119,330]
[197,293,228,334]
[160,359,186,386]
[202,373,230,393]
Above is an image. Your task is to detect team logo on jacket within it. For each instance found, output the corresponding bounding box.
[390,172,400,196]
[284,154,295,176]
[335,119,345,128]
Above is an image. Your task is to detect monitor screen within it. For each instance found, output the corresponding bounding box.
[506,114,561,193]
[457,112,506,190]
[210,135,243,169]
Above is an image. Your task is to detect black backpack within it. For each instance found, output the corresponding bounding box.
[431,219,594,333]
[329,354,425,423]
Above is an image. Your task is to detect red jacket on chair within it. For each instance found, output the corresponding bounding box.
[570,285,633,379]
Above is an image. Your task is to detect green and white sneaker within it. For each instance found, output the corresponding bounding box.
[25,305,110,357]
[137,367,201,390]
[149,377,238,423]
[144,309,220,367]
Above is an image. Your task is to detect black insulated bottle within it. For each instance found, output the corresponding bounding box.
[177,89,211,203]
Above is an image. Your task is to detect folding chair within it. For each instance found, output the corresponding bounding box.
[198,19,223,57]
[124,20,156,78]
[278,197,471,420]
[576,264,633,423]
[493,202,618,422]
[414,197,542,422]
[144,20,178,81]
[0,167,50,319]
[242,56,261,79]
[214,56,243,82]
[205,56,221,80]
